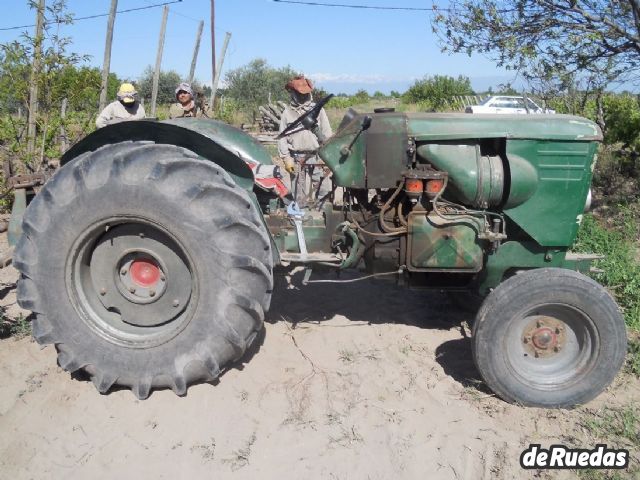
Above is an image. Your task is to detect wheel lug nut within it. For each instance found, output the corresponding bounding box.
[536,320,543,328]
[129,287,136,294]
[100,288,107,296]
[160,275,165,282]
[121,268,127,276]
[149,290,156,297]
[555,327,561,334]
[554,346,560,352]
[172,299,179,307]
[139,232,145,238]
[534,351,540,358]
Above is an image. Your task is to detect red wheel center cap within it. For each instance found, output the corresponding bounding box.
[130,259,161,287]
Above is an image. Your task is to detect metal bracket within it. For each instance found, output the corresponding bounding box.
[287,202,308,260]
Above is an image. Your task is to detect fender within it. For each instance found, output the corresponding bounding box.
[61,118,274,191]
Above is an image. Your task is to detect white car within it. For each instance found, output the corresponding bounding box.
[465,96,555,114]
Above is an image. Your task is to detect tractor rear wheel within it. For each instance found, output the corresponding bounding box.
[14,142,273,399]
[472,268,626,407]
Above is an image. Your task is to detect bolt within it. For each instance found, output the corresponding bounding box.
[536,320,544,328]
[100,288,107,296]
[554,346,560,352]
[160,274,165,282]
[139,232,145,238]
[534,351,540,358]
[523,336,530,344]
[121,268,127,276]
[172,299,180,308]
[555,327,561,334]
[129,287,136,294]
[149,290,156,297]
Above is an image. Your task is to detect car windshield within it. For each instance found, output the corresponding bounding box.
[526,98,540,110]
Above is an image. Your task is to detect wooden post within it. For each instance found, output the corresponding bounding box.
[210,0,216,103]
[99,0,118,111]
[26,0,45,170]
[151,5,169,117]
[59,98,68,154]
[210,31,231,113]
[188,20,204,85]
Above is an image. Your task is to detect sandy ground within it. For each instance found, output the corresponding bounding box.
[0,235,638,479]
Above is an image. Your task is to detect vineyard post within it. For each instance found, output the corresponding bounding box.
[188,20,204,85]
[150,5,169,117]
[99,0,118,111]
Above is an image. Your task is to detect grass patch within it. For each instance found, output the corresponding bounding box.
[578,405,640,479]
[575,211,640,378]
[627,336,640,376]
[583,405,640,446]
[575,212,640,331]
[0,311,31,339]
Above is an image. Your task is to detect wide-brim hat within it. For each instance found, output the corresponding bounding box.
[285,75,313,94]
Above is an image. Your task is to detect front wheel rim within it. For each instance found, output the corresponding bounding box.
[504,303,599,391]
[66,216,199,348]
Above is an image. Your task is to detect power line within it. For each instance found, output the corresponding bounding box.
[0,0,183,32]
[271,0,443,11]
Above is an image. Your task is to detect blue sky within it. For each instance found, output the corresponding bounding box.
[0,0,514,93]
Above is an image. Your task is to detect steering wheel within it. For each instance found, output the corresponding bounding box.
[276,94,334,139]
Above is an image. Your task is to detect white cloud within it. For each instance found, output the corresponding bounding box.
[307,73,416,84]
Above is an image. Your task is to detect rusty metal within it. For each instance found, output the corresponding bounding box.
[7,173,46,190]
[522,316,567,358]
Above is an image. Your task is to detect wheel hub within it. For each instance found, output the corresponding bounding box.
[130,259,161,288]
[523,316,566,358]
[89,223,192,328]
[118,254,167,302]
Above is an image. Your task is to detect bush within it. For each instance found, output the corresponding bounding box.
[603,94,640,150]
[224,59,298,114]
[403,75,473,110]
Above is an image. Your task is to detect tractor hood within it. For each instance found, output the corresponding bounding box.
[319,112,602,188]
[61,118,273,190]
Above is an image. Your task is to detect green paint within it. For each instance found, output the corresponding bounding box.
[503,140,596,246]
[408,213,484,271]
[60,119,258,190]
[478,241,592,294]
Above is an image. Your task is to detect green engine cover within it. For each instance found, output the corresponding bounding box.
[407,213,484,272]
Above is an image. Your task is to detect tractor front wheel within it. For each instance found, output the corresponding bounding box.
[472,268,626,407]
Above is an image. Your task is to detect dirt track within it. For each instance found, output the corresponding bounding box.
[1,250,638,479]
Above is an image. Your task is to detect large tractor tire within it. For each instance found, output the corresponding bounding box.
[472,268,627,408]
[14,142,273,399]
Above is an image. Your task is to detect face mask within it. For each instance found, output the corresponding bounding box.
[291,92,311,105]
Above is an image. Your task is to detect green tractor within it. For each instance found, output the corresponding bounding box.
[13,97,627,407]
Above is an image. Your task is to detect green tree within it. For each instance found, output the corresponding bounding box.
[137,67,181,105]
[603,95,640,150]
[431,0,639,86]
[353,89,370,103]
[0,0,98,169]
[224,59,298,112]
[403,75,473,109]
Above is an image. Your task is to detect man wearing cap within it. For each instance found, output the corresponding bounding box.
[277,75,333,209]
[96,83,146,129]
[169,82,203,119]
